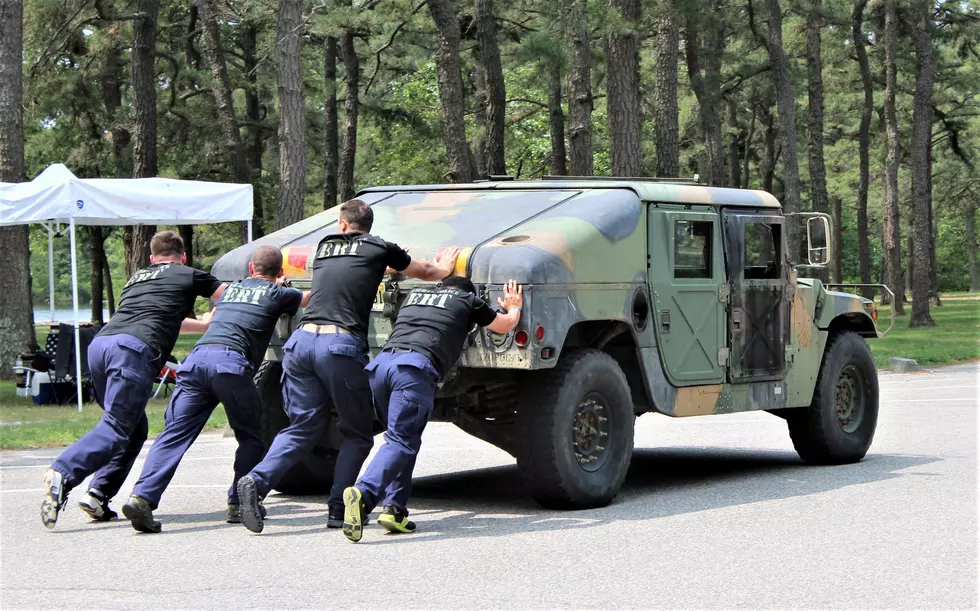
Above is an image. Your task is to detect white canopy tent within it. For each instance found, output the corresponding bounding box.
[0,163,254,410]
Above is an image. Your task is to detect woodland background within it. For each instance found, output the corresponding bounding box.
[0,0,978,377]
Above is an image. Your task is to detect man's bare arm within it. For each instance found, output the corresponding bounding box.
[487,280,523,334]
[210,283,228,302]
[401,247,461,282]
[180,307,216,334]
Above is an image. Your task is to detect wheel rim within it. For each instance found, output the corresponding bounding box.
[571,393,610,472]
[835,365,865,433]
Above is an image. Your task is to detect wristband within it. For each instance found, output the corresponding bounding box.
[508,307,521,314]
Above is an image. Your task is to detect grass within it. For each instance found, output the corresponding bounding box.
[0,380,227,450]
[869,299,980,368]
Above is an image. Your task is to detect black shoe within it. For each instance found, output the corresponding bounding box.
[40,469,69,529]
[121,495,162,533]
[227,502,267,524]
[326,505,344,529]
[377,505,417,534]
[236,475,264,533]
[78,489,118,522]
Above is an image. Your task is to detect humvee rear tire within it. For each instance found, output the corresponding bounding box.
[517,349,634,509]
[254,361,337,496]
[787,331,878,464]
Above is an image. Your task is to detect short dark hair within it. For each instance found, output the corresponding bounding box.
[441,276,476,294]
[251,246,283,277]
[339,199,373,232]
[150,231,184,257]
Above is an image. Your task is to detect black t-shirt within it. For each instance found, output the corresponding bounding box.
[197,278,304,369]
[385,287,498,378]
[301,232,412,338]
[99,263,221,357]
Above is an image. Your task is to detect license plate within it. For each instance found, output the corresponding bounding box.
[371,283,384,312]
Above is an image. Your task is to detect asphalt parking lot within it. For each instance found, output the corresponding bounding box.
[1,363,976,609]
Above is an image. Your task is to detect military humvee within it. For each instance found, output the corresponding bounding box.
[212,178,881,509]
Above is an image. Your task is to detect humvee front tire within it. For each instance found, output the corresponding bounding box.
[787,331,879,464]
[517,349,634,509]
[254,361,337,496]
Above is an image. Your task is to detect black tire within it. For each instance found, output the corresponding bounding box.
[517,349,635,509]
[787,331,879,464]
[254,361,337,496]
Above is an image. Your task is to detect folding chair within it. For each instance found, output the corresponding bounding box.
[153,355,182,399]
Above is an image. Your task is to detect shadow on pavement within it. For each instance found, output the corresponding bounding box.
[352,447,941,545]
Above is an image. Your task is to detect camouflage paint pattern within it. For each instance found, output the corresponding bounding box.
[209,179,877,419]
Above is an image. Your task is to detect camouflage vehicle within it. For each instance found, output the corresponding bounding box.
[212,178,881,509]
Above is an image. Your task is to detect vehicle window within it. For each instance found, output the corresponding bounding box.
[674,220,713,279]
[744,222,781,279]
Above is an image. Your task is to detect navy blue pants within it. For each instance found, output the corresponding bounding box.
[51,334,160,500]
[248,329,373,505]
[357,350,439,515]
[132,346,266,508]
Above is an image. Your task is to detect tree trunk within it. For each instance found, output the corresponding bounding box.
[339,31,359,201]
[425,0,476,183]
[129,0,159,275]
[566,0,594,176]
[548,63,567,176]
[909,0,935,327]
[929,196,940,306]
[967,202,979,292]
[883,0,904,313]
[764,0,801,247]
[0,0,36,376]
[197,0,249,244]
[831,195,843,283]
[242,22,265,236]
[653,13,679,178]
[684,12,724,186]
[605,0,641,177]
[102,253,116,316]
[805,0,828,217]
[471,54,488,178]
[742,96,756,188]
[477,0,506,175]
[760,102,776,193]
[87,228,106,325]
[275,0,307,229]
[102,20,130,178]
[726,100,741,188]
[323,36,339,209]
[852,0,873,298]
[178,225,194,268]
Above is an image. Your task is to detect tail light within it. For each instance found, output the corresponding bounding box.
[535,326,545,342]
[514,329,529,348]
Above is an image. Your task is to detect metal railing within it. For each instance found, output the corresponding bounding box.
[825,283,896,337]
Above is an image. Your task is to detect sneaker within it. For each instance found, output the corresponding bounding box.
[326,505,344,529]
[342,486,365,543]
[121,496,161,533]
[78,489,118,522]
[236,475,264,533]
[226,502,267,524]
[377,505,417,534]
[40,469,68,529]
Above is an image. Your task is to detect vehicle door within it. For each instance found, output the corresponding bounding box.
[647,206,726,385]
[721,211,792,382]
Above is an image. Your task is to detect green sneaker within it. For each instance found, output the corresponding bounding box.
[342,487,365,543]
[377,505,416,534]
[121,495,162,533]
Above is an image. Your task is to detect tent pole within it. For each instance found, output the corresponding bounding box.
[48,223,55,322]
[69,219,84,412]
[247,220,253,243]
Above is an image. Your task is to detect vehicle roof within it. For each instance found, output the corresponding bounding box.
[359,178,782,209]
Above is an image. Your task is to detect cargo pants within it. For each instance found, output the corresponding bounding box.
[51,334,160,499]
[247,328,374,505]
[356,349,440,515]
[132,345,266,508]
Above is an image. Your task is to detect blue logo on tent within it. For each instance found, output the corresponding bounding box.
[76,200,84,209]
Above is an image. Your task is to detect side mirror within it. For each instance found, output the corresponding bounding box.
[806,216,830,267]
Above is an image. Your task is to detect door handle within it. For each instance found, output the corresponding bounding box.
[731,309,743,335]
[660,310,670,333]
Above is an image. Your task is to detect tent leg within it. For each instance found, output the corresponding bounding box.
[69,219,84,413]
[48,223,55,322]
[247,220,253,243]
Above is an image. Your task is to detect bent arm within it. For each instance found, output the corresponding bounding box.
[400,247,460,282]
[300,291,312,308]
[210,283,228,302]
[180,307,216,333]
[486,309,521,334]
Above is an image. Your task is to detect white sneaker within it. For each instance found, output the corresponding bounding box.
[40,469,67,529]
[78,489,117,521]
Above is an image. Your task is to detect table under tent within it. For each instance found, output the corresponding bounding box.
[0,163,253,411]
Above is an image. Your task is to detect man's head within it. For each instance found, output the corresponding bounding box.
[249,246,284,279]
[440,276,476,294]
[336,199,373,234]
[149,230,186,265]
